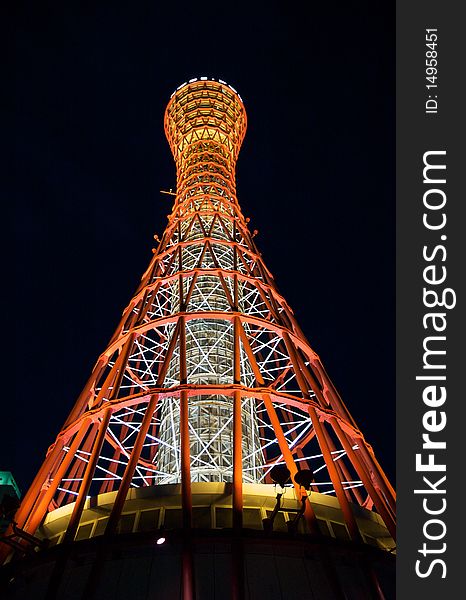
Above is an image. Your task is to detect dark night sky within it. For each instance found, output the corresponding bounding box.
[8,1,395,494]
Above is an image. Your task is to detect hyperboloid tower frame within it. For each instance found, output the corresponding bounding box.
[1,78,395,599]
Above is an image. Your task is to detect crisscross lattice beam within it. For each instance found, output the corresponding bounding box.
[2,80,395,565]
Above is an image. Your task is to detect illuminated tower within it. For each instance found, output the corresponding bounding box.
[1,79,395,599]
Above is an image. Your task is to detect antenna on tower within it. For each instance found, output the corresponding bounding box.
[160,188,176,196]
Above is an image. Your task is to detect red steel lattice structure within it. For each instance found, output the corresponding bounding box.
[2,78,395,564]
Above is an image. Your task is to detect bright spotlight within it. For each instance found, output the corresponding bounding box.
[156,536,166,545]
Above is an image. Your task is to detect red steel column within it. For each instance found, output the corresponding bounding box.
[308,407,362,543]
[179,315,195,600]
[63,409,112,544]
[331,417,396,541]
[25,417,92,535]
[104,394,158,537]
[232,316,243,531]
[179,316,192,529]
[0,438,67,562]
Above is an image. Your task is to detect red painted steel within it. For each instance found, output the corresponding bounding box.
[1,80,395,571]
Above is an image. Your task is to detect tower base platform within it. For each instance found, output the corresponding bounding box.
[1,483,395,599]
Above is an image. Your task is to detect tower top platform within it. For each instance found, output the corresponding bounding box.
[165,78,247,162]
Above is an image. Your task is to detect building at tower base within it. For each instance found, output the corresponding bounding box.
[2,484,394,599]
